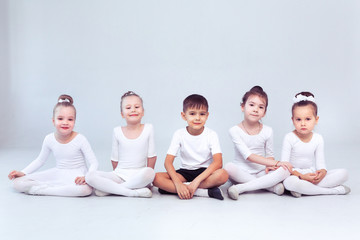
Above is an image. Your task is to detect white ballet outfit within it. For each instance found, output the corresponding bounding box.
[167,127,222,170]
[85,124,156,197]
[282,132,349,195]
[13,133,98,197]
[225,125,290,194]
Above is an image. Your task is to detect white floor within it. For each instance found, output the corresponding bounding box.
[1,147,359,240]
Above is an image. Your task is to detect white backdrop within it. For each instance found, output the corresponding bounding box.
[1,0,359,170]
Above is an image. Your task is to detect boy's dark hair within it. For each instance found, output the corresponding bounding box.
[183,94,208,112]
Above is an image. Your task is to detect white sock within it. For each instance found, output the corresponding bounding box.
[234,184,246,194]
[193,188,209,197]
[266,183,285,195]
[94,189,111,197]
[183,182,209,198]
[133,188,152,198]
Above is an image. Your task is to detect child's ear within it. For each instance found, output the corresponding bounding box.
[241,104,245,112]
[52,118,55,126]
[121,112,125,118]
[316,116,319,124]
[181,112,186,121]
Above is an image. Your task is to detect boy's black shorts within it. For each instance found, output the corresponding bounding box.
[176,168,207,182]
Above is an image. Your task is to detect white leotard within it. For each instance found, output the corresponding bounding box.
[22,133,98,174]
[281,131,326,174]
[13,133,98,197]
[282,131,349,196]
[111,123,156,170]
[229,124,274,174]
[85,124,156,196]
[225,124,289,194]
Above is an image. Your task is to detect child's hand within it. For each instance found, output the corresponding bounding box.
[301,173,317,183]
[187,180,200,198]
[312,169,327,184]
[8,170,25,180]
[278,162,293,172]
[175,182,191,200]
[75,176,86,185]
[265,166,279,174]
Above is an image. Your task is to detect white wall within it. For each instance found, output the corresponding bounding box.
[1,0,360,169]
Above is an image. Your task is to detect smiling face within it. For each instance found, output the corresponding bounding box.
[241,95,267,123]
[292,105,319,138]
[53,106,76,137]
[121,95,144,125]
[181,106,209,135]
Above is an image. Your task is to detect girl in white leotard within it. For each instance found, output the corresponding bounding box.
[282,91,350,197]
[85,91,157,198]
[8,94,98,197]
[225,86,292,200]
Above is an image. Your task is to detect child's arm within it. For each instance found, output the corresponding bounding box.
[187,153,223,197]
[147,124,157,169]
[111,160,118,170]
[21,137,52,175]
[9,136,52,180]
[313,135,327,184]
[77,136,99,185]
[231,128,292,171]
[81,136,99,173]
[164,154,191,199]
[147,156,157,169]
[248,155,292,171]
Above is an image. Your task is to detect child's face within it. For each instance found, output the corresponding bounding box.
[121,95,144,124]
[292,105,319,137]
[242,95,266,123]
[181,106,209,135]
[53,106,76,136]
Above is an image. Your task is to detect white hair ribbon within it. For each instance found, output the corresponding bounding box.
[58,99,70,103]
[293,94,316,103]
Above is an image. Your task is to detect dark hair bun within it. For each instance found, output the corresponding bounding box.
[57,94,74,104]
[295,91,314,98]
[250,86,264,92]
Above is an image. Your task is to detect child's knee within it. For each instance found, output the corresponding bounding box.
[85,171,97,185]
[79,185,93,197]
[153,172,171,186]
[153,172,164,186]
[12,177,30,193]
[337,168,349,182]
[283,176,299,191]
[276,167,291,179]
[224,162,235,175]
[144,167,156,182]
[215,169,229,184]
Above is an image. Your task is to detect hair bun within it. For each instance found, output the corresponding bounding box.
[250,86,264,92]
[58,94,74,104]
[295,91,314,98]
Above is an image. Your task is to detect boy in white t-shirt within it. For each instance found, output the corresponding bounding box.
[153,94,229,200]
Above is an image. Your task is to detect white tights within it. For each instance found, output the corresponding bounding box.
[85,167,155,197]
[12,168,92,197]
[225,162,290,193]
[283,169,348,195]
